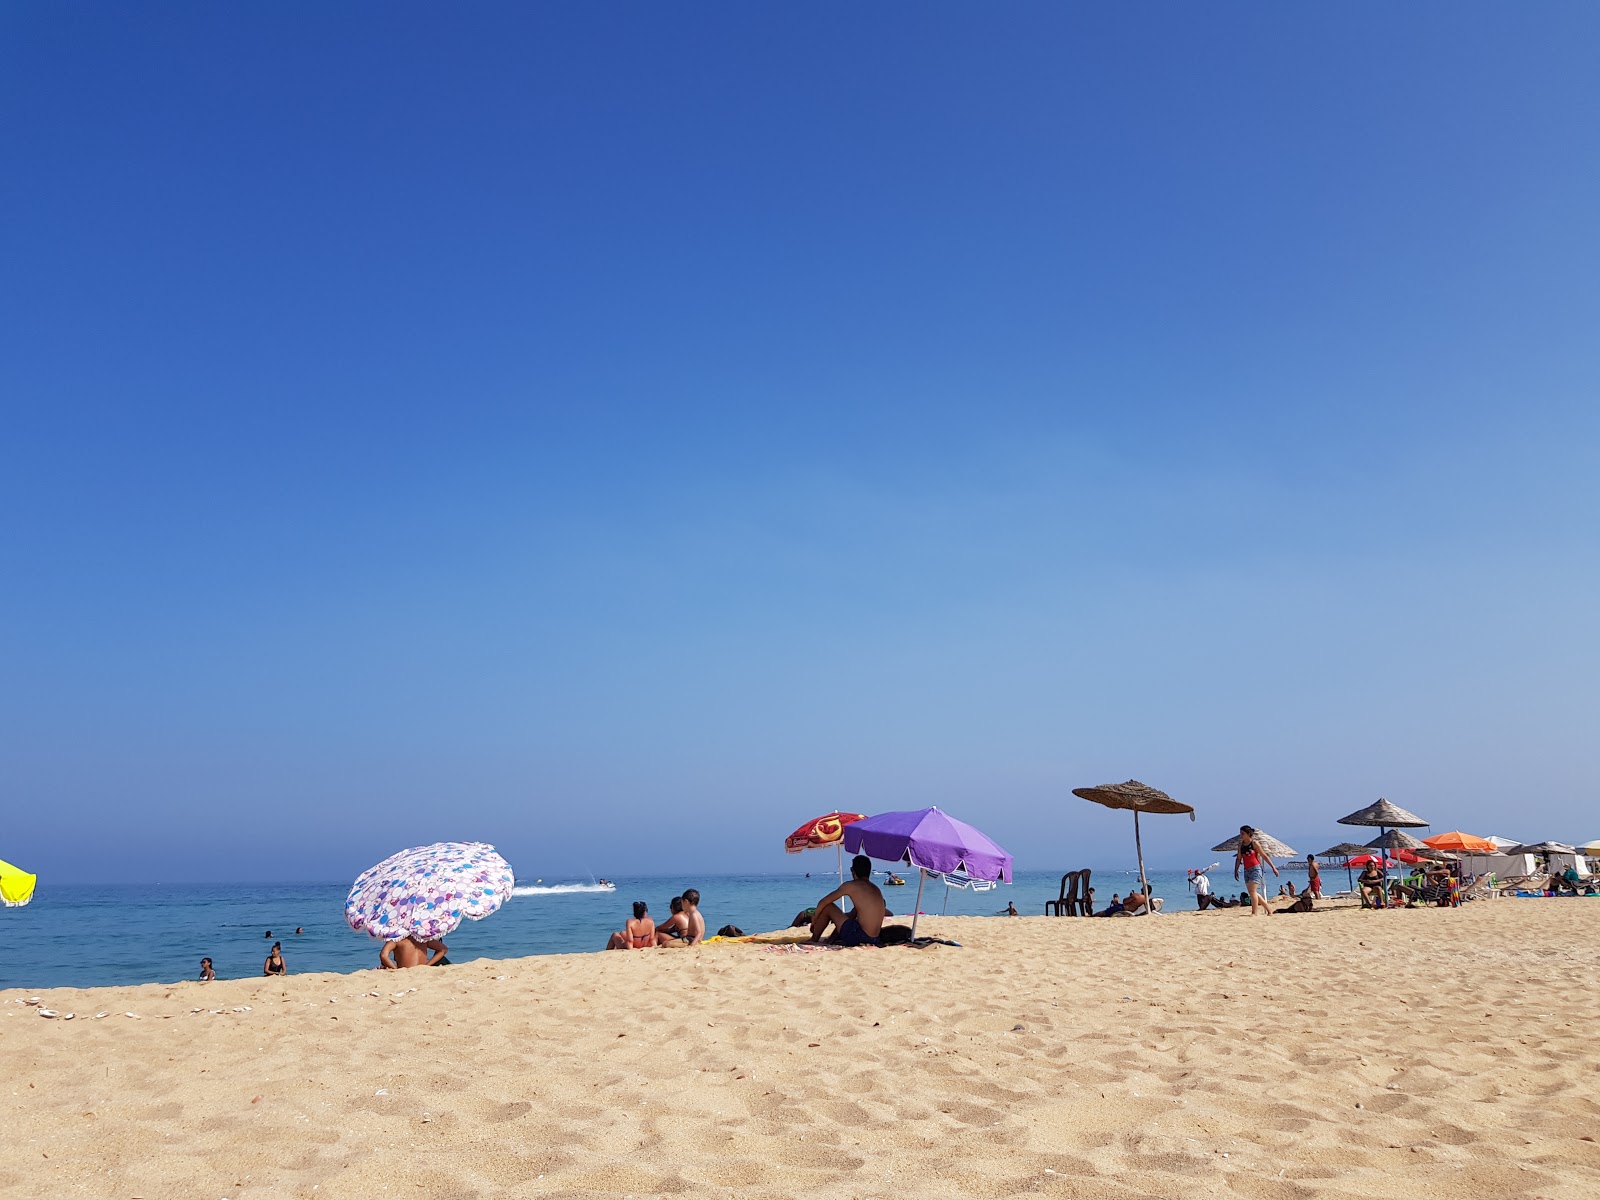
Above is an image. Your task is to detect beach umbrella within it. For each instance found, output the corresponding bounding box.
[0,857,37,908]
[842,807,1012,936]
[1320,842,1379,890]
[1366,828,1426,851]
[345,841,514,943]
[1423,831,1497,854]
[1576,839,1600,855]
[1508,841,1577,855]
[1212,830,1298,859]
[1484,835,1521,850]
[784,811,866,882]
[1073,781,1195,915]
[1346,854,1400,868]
[1338,798,1428,892]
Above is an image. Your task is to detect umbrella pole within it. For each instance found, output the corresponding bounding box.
[837,841,844,884]
[1134,810,1150,915]
[910,870,927,938]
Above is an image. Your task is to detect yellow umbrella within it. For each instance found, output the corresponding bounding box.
[1,858,38,907]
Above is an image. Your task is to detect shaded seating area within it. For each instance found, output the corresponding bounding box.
[1045,869,1093,916]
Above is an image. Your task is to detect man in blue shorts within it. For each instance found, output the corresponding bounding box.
[809,855,887,946]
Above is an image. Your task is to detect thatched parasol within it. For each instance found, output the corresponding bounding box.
[1072,780,1194,912]
[1320,842,1373,858]
[1366,828,1426,851]
[1317,842,1375,890]
[1212,831,1297,859]
[1338,798,1429,890]
[1338,798,1428,829]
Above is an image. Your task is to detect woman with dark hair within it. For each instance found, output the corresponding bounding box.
[263,942,287,975]
[1233,825,1280,916]
[607,901,656,950]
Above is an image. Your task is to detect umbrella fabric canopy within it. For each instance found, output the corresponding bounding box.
[345,841,515,943]
[843,808,1012,936]
[842,808,1012,881]
[1577,840,1600,855]
[784,812,865,853]
[1485,835,1522,850]
[1338,798,1429,828]
[1367,829,1426,851]
[1346,854,1400,868]
[1212,831,1297,858]
[1509,841,1578,855]
[1423,831,1497,854]
[1074,781,1195,914]
[0,857,37,908]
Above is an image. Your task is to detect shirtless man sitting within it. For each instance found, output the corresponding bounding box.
[809,856,887,947]
[379,934,449,969]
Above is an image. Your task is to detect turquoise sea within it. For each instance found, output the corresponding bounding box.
[1,866,1244,990]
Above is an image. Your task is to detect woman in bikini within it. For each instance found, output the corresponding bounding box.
[606,901,656,950]
[263,942,287,975]
[1233,826,1280,916]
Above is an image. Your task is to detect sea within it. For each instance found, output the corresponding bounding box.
[0,866,1259,990]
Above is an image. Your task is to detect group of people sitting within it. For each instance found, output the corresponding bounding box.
[1358,859,1458,908]
[605,888,708,949]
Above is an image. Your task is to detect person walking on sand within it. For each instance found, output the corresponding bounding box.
[263,942,287,975]
[607,901,656,950]
[1306,854,1322,899]
[808,855,886,946]
[379,934,449,968]
[1234,826,1280,916]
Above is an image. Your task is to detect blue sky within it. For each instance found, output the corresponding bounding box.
[3,5,1597,884]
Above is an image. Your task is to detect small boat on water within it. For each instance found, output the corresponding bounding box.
[884,873,907,886]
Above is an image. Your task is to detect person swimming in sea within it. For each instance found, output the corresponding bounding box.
[809,856,886,947]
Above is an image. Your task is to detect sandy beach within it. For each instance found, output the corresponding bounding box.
[5,901,1599,1199]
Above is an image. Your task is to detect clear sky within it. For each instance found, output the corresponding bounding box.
[3,5,1597,884]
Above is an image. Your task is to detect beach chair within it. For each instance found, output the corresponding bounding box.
[1046,870,1086,916]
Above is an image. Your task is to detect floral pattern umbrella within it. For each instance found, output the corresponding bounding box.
[345,841,514,942]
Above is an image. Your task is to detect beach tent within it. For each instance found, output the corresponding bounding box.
[842,807,1012,936]
[784,812,866,882]
[1073,780,1194,913]
[0,857,37,907]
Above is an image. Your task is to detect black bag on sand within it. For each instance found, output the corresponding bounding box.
[878,924,913,945]
[717,925,745,938]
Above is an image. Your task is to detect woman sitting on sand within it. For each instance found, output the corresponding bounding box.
[656,896,691,945]
[607,901,656,950]
[263,942,287,976]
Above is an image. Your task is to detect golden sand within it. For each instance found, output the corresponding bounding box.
[5,901,1599,1199]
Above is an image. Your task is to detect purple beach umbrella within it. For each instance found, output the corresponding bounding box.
[843,807,1013,935]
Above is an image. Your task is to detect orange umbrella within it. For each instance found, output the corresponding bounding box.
[1423,831,1496,854]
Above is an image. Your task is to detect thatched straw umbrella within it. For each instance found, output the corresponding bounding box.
[1319,842,1375,891]
[1072,781,1194,913]
[1338,798,1429,893]
[1366,828,1426,851]
[1212,831,1298,859]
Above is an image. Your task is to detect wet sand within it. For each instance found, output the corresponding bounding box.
[5,900,1599,1198]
